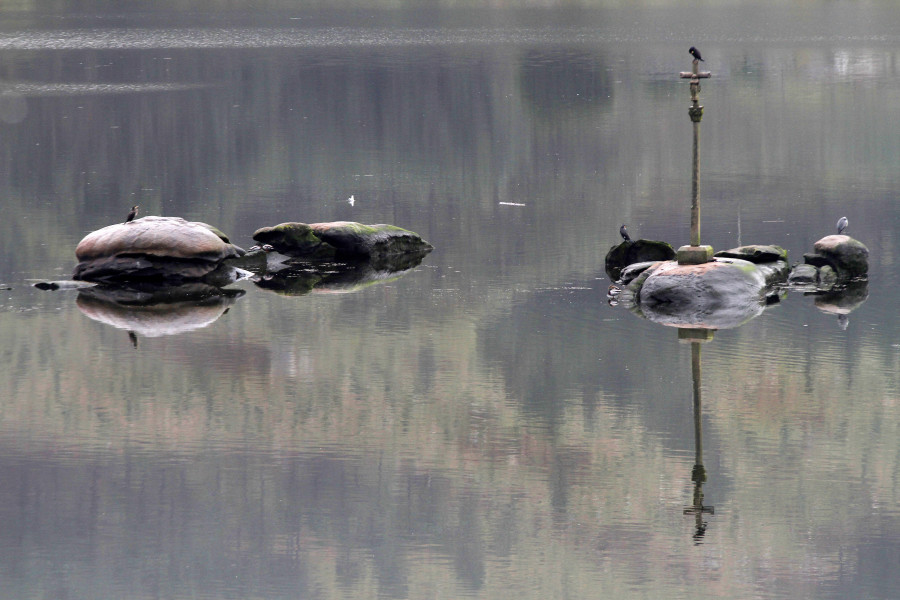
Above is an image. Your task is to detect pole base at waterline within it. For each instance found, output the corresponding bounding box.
[677,328,716,343]
[677,245,715,265]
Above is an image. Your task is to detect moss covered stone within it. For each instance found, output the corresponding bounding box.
[253,221,433,259]
[714,244,787,264]
[252,223,334,258]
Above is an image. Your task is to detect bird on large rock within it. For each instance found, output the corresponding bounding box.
[836,216,849,235]
[125,205,139,224]
[620,224,632,242]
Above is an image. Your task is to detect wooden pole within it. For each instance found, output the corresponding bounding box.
[678,62,711,264]
[689,59,704,247]
[691,117,701,246]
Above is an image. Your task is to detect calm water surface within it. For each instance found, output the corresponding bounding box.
[2,3,900,599]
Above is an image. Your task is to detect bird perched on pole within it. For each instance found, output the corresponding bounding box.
[689,47,704,62]
[619,224,632,242]
[836,216,848,235]
[125,205,139,224]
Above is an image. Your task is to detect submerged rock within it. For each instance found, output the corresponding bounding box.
[605,239,676,281]
[252,221,433,260]
[73,216,244,283]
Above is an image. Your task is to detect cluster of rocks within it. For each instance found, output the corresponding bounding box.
[42,216,434,338]
[606,235,868,329]
[44,212,872,336]
[70,217,433,286]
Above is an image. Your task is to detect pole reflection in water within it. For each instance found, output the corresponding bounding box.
[679,329,715,544]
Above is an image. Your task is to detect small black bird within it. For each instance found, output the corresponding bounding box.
[836,216,848,235]
[620,224,632,242]
[125,205,139,224]
[689,47,704,62]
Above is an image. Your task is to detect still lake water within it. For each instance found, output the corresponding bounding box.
[2,2,900,598]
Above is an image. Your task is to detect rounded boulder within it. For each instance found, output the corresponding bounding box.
[73,216,243,282]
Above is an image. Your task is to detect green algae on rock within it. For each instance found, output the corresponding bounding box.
[252,221,433,259]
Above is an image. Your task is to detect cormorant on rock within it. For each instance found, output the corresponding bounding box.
[836,216,848,235]
[125,205,139,224]
[689,46,704,62]
[619,224,632,242]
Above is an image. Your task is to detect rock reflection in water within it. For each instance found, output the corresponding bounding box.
[811,280,869,330]
[76,282,244,337]
[252,252,429,296]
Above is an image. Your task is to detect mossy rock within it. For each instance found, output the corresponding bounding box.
[252,221,433,259]
[251,223,334,258]
[714,244,787,264]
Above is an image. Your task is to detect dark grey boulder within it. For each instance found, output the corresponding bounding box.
[252,221,433,260]
[73,216,244,283]
[605,239,676,281]
[803,235,868,281]
[787,264,819,286]
[714,245,788,264]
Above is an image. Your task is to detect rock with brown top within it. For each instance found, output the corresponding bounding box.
[73,216,244,283]
[803,235,868,281]
[714,244,788,264]
[628,257,790,329]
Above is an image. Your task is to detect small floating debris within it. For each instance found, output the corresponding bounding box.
[347,195,355,206]
[498,202,526,206]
